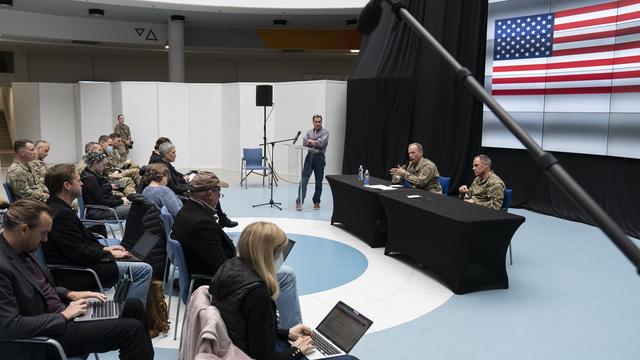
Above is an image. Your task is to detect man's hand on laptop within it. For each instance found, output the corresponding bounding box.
[67,291,107,302]
[61,299,89,321]
[292,335,315,355]
[105,245,132,259]
[289,324,314,340]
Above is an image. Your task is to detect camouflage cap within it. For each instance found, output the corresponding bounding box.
[189,171,229,193]
[84,150,107,165]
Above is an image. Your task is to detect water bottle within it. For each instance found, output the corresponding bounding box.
[364,170,370,185]
[358,165,363,180]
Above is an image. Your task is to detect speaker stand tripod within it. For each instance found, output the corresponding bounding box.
[252,134,300,210]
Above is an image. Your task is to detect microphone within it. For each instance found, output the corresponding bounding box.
[358,0,384,35]
[292,131,302,144]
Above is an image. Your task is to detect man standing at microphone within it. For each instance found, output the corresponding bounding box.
[296,114,329,210]
[390,142,442,194]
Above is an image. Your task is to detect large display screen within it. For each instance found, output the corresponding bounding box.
[483,0,640,159]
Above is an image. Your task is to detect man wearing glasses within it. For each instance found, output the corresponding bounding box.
[172,172,303,328]
[296,114,329,210]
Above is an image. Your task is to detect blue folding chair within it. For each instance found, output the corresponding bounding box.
[77,196,125,236]
[501,188,514,265]
[240,148,268,188]
[166,238,213,340]
[34,246,105,293]
[7,337,98,360]
[439,176,451,196]
[3,182,16,203]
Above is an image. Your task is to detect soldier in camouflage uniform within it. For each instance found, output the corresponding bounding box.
[390,142,442,194]
[114,114,132,157]
[459,154,505,210]
[6,139,49,202]
[98,135,140,194]
[29,140,50,187]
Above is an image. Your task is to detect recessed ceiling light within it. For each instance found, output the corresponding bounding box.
[273,19,287,27]
[88,8,105,17]
[350,49,360,53]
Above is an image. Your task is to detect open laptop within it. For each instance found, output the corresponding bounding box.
[305,301,373,359]
[125,231,160,262]
[283,239,296,260]
[74,267,132,322]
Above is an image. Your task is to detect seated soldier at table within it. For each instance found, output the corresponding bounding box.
[389,142,442,194]
[458,154,505,210]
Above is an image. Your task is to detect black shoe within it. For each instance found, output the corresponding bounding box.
[219,217,238,228]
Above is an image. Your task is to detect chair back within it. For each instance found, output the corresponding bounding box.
[76,196,86,218]
[243,148,263,168]
[167,238,191,304]
[3,182,15,203]
[439,176,451,195]
[33,246,48,267]
[159,206,174,242]
[501,188,513,210]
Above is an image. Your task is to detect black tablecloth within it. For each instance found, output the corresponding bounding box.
[378,191,525,294]
[327,175,410,247]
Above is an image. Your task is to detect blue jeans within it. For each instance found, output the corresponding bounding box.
[276,265,303,329]
[296,153,326,205]
[117,261,152,305]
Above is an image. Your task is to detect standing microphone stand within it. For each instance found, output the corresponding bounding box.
[378,0,640,273]
[253,134,300,210]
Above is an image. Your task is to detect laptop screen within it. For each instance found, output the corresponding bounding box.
[283,239,296,261]
[316,301,373,353]
[113,267,133,302]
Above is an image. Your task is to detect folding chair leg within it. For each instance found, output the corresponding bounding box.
[508,243,513,265]
[161,257,169,294]
[174,294,181,340]
[167,266,175,319]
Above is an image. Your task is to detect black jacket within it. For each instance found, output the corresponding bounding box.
[171,199,235,276]
[44,196,119,290]
[148,157,189,195]
[121,194,166,279]
[80,168,124,208]
[0,235,68,360]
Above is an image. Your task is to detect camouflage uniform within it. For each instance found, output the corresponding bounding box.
[114,123,131,156]
[467,171,505,210]
[392,157,442,194]
[6,160,49,202]
[105,152,140,188]
[29,159,48,188]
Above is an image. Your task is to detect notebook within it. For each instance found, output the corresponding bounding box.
[74,267,132,322]
[304,301,373,359]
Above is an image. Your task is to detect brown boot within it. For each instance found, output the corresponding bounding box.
[314,202,320,209]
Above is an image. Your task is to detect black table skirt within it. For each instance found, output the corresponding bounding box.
[379,191,525,294]
[327,175,410,248]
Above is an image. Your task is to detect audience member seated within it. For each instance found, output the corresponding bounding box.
[99,134,140,193]
[6,139,49,202]
[210,222,359,360]
[141,163,183,218]
[149,136,171,164]
[459,154,505,210]
[81,150,132,220]
[109,133,136,168]
[29,139,50,187]
[152,140,237,227]
[0,199,154,360]
[389,142,442,194]
[44,164,152,303]
[172,172,301,328]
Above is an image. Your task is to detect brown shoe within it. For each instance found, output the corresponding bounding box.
[314,203,320,209]
[295,201,302,210]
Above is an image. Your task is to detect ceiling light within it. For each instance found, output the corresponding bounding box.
[164,44,169,50]
[0,0,13,8]
[350,49,360,53]
[273,19,287,27]
[88,8,105,17]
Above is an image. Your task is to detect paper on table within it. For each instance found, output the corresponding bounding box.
[364,184,397,190]
[407,195,422,198]
[389,184,404,188]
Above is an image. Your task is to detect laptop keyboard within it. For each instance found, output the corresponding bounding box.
[90,300,119,319]
[314,335,340,356]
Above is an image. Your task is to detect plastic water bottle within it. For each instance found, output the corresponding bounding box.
[364,170,370,185]
[358,165,363,180]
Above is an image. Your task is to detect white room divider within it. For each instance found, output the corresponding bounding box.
[11,80,347,178]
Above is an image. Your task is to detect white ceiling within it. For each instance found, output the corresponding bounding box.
[10,0,364,28]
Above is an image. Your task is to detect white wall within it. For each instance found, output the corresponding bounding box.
[11,80,347,176]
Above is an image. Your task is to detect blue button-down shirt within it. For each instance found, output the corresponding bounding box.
[303,127,329,154]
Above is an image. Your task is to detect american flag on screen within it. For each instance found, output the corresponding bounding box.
[491,0,640,96]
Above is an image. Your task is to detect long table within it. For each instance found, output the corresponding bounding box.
[326,175,409,247]
[378,190,525,294]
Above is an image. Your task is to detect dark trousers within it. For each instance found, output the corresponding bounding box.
[297,153,326,205]
[49,299,154,360]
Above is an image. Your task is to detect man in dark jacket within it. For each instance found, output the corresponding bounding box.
[0,199,153,360]
[80,150,130,220]
[44,164,152,304]
[152,140,237,228]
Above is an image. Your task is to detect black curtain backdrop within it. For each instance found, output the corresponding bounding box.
[344,0,488,191]
[344,0,640,239]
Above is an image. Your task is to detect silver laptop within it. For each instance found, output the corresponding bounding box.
[74,267,132,322]
[305,301,373,359]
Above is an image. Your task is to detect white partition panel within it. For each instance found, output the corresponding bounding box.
[76,82,113,160]
[118,82,159,166]
[273,82,302,178]
[189,84,223,169]
[324,81,347,176]
[12,83,41,143]
[39,83,76,164]
[221,84,241,171]
[158,83,190,170]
